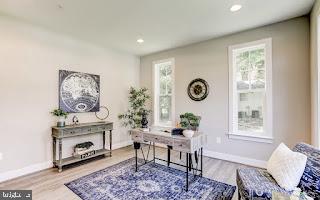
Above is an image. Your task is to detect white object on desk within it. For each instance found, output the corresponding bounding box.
[183,130,194,138]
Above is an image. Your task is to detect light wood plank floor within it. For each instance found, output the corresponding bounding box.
[0,146,250,200]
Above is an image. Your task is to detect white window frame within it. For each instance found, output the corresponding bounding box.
[228,38,273,143]
[317,15,320,148]
[152,58,175,127]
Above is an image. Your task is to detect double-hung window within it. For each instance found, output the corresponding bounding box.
[228,38,273,143]
[153,58,175,127]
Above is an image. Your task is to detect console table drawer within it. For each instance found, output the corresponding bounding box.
[143,134,173,146]
[84,126,99,132]
[63,128,82,136]
[173,139,191,152]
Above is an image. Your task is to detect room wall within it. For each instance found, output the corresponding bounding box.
[311,0,320,148]
[140,17,310,163]
[0,15,139,181]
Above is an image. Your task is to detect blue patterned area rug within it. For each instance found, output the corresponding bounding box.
[65,158,236,200]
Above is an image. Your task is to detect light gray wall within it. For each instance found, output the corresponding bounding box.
[140,17,311,161]
[310,0,320,148]
[0,15,140,176]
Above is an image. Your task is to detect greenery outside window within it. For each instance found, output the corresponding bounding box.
[228,38,273,143]
[153,58,175,127]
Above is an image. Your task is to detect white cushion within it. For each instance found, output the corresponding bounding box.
[267,143,307,191]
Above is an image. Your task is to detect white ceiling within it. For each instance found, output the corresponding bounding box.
[0,0,315,56]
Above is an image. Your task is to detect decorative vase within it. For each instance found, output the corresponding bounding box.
[57,116,66,127]
[141,110,149,131]
[183,129,194,138]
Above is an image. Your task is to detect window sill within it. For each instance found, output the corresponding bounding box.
[228,132,274,144]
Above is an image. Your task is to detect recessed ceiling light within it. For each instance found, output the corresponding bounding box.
[230,4,242,12]
[137,38,144,43]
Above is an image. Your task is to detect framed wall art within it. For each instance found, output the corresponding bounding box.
[59,70,100,113]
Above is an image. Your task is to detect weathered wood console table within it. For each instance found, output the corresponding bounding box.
[131,128,207,191]
[52,121,113,172]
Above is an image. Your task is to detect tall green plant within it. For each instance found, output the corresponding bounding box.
[118,87,151,128]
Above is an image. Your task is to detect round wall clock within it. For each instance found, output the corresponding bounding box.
[187,78,209,101]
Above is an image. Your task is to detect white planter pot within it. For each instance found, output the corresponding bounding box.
[183,130,194,138]
[57,116,66,127]
[58,117,65,122]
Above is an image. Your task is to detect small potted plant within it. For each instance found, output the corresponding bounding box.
[179,113,201,138]
[51,109,68,127]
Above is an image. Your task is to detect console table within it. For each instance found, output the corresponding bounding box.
[131,128,207,191]
[52,121,113,172]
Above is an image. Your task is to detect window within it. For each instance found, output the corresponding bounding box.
[153,58,175,127]
[228,38,273,143]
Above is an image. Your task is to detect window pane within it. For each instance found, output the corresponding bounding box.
[159,95,171,123]
[159,64,172,95]
[160,80,166,95]
[250,48,265,89]
[236,51,250,90]
[236,51,250,71]
[236,47,266,91]
[237,92,264,132]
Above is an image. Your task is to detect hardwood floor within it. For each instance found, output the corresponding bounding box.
[0,145,249,200]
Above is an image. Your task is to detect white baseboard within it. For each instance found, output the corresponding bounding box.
[0,161,53,183]
[0,140,133,183]
[203,150,267,168]
[112,140,133,149]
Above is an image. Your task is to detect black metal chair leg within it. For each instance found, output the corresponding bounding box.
[188,153,192,171]
[186,153,189,191]
[200,148,203,177]
[167,147,171,167]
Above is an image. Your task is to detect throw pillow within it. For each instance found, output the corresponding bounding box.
[267,143,307,191]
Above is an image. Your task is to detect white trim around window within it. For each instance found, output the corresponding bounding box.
[152,58,175,128]
[228,38,273,143]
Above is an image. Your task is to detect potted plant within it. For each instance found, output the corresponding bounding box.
[118,87,151,129]
[51,109,68,127]
[179,113,201,138]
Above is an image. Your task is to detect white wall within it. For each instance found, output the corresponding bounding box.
[0,15,139,180]
[311,0,320,148]
[140,17,311,163]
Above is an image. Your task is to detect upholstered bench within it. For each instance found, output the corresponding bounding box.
[236,143,320,200]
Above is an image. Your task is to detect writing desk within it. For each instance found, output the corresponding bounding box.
[131,128,206,191]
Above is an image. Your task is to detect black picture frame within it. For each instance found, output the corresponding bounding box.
[59,70,100,113]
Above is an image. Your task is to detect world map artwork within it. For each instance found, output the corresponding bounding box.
[59,70,100,113]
